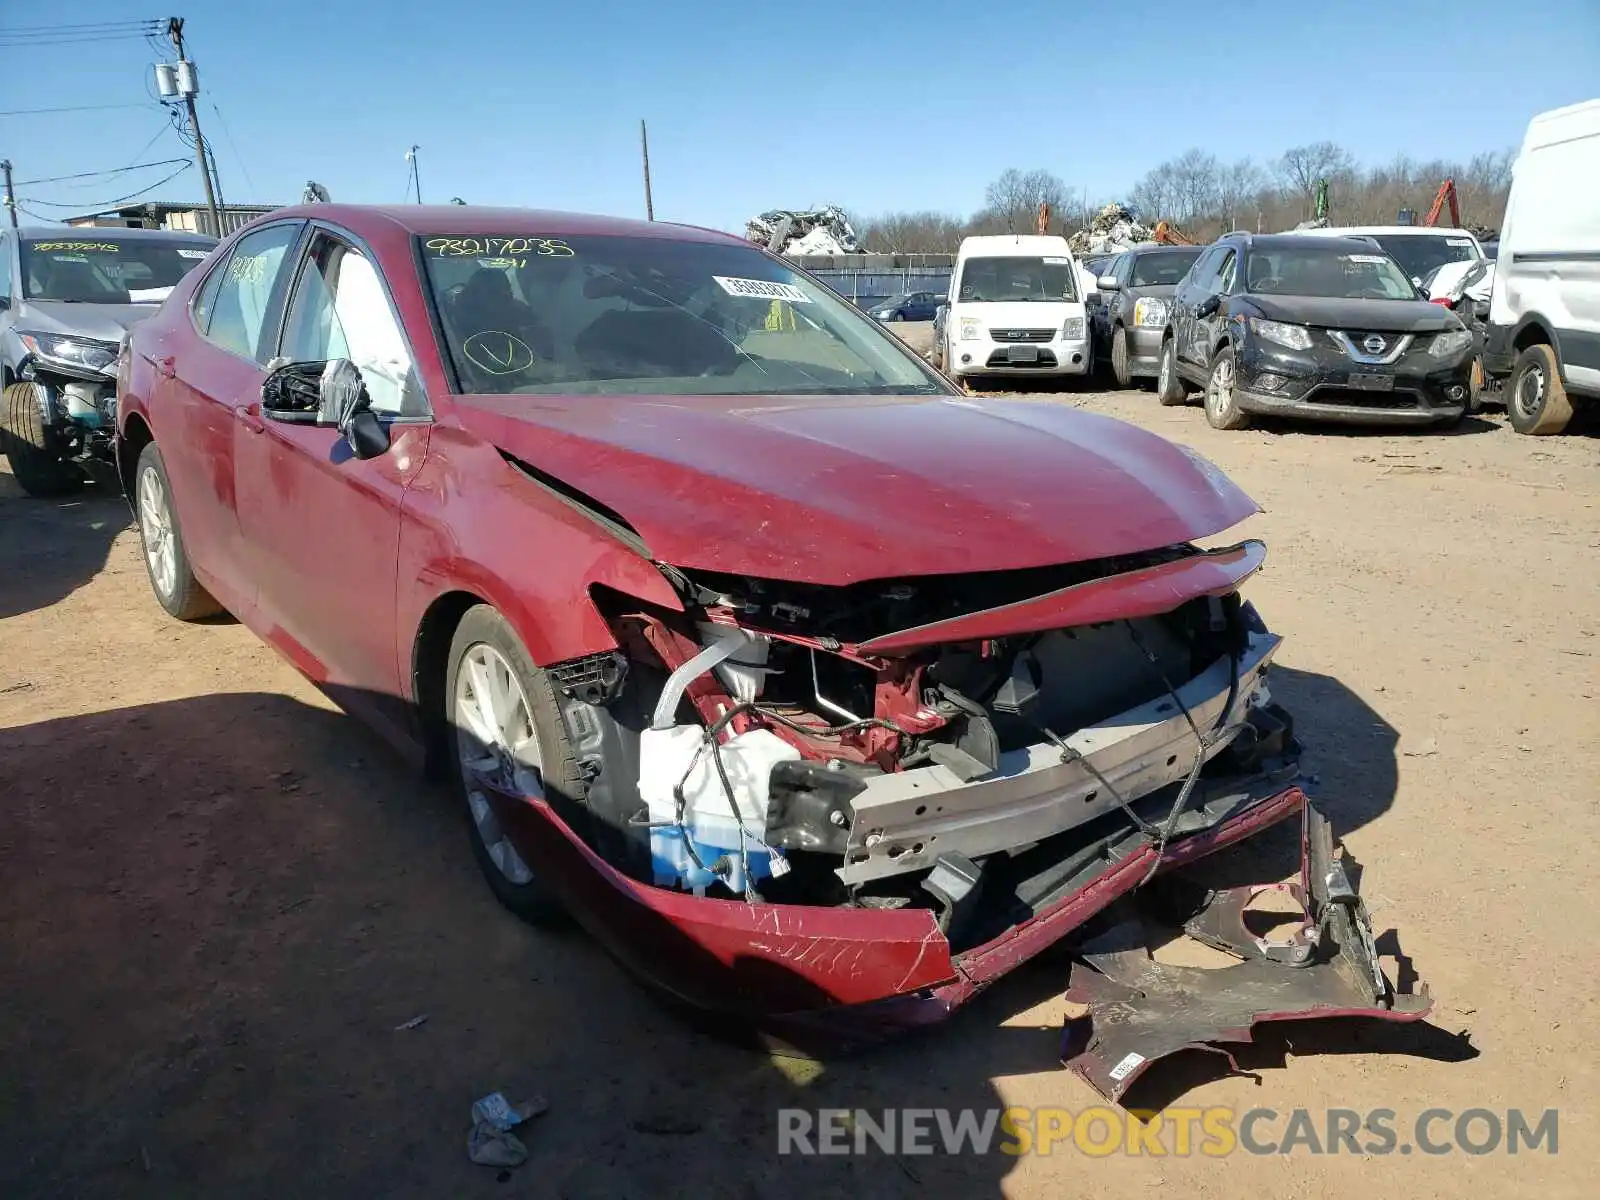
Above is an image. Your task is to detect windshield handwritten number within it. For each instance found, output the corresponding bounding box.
[32,241,120,254]
[425,237,573,259]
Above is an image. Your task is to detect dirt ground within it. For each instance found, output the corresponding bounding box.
[2,379,1596,1198]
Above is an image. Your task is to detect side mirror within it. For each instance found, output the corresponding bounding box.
[1098,275,1121,291]
[343,408,390,460]
[1196,294,1221,318]
[261,358,390,459]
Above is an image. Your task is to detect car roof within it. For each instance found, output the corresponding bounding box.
[16,225,216,243]
[1299,225,1480,239]
[958,234,1074,257]
[1130,244,1202,254]
[1228,233,1385,254]
[250,203,741,246]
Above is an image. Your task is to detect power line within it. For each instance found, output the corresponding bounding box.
[209,101,256,196]
[21,160,193,211]
[15,158,189,186]
[0,102,152,117]
[0,20,161,32]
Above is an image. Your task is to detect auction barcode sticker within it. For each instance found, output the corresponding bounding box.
[1108,1052,1146,1082]
[177,249,209,259]
[714,276,812,303]
[1346,254,1387,263]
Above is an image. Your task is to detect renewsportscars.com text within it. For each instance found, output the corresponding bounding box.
[777,1106,1558,1158]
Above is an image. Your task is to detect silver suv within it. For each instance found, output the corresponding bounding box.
[1,226,215,495]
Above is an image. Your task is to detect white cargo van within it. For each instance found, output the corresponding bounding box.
[1485,98,1600,434]
[936,235,1091,380]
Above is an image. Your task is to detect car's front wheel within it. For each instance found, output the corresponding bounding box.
[1203,346,1250,430]
[134,442,221,620]
[1506,343,1573,435]
[1,382,82,497]
[446,605,586,924]
[1155,338,1187,406]
[1111,326,1133,388]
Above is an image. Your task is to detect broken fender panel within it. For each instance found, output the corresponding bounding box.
[854,541,1267,655]
[1060,804,1432,1102]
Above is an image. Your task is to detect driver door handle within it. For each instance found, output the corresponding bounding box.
[236,402,265,434]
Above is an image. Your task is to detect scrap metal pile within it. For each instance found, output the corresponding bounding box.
[1069,202,1153,256]
[746,205,862,256]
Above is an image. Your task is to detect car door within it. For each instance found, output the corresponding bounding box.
[151,220,303,616]
[1192,247,1238,370]
[1171,246,1220,373]
[233,224,430,739]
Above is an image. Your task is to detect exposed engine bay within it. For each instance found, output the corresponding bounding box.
[543,545,1288,941]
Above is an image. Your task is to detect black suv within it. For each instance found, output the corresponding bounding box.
[1154,233,1476,430]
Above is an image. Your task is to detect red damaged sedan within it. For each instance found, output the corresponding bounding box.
[115,205,1427,1086]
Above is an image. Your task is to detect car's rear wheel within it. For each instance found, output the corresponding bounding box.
[1111,326,1133,388]
[446,605,586,924]
[1156,338,1187,406]
[1506,343,1573,435]
[1,382,82,497]
[1204,346,1250,430]
[134,441,221,620]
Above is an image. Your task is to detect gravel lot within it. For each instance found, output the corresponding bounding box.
[2,381,1596,1198]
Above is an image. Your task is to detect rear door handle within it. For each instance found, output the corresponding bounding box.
[236,402,265,434]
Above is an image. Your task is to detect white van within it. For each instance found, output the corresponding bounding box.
[1484,98,1600,434]
[936,235,1091,380]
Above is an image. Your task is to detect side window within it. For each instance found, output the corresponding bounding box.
[280,234,421,416]
[1215,250,1238,293]
[1115,254,1134,284]
[0,236,11,306]
[191,256,228,333]
[206,224,300,361]
[1186,247,1220,292]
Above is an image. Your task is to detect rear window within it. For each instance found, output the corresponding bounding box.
[1369,233,1478,282]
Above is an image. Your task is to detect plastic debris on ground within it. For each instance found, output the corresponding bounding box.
[1068,202,1153,256]
[466,1091,549,1168]
[746,206,861,256]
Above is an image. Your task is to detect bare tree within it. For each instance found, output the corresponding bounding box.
[1169,149,1221,225]
[1275,142,1356,220]
[856,210,966,253]
[1216,158,1265,232]
[978,168,1070,234]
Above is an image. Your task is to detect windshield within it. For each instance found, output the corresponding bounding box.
[1245,246,1418,300]
[955,256,1079,303]
[417,234,951,396]
[1369,233,1478,282]
[21,237,213,303]
[1130,250,1201,287]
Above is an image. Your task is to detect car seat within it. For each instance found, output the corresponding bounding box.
[573,309,739,379]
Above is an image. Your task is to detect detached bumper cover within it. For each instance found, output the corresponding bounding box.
[1061,803,1432,1101]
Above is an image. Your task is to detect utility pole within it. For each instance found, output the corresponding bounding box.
[640,119,654,221]
[1,160,16,228]
[406,145,422,204]
[162,18,221,236]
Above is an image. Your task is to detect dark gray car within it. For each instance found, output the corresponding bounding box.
[1091,245,1204,387]
[0,225,215,494]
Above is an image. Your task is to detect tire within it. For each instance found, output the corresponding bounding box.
[1155,337,1188,406]
[1203,345,1250,430]
[446,605,583,924]
[1111,326,1133,388]
[1,382,82,497]
[1506,343,1573,435]
[133,441,221,620]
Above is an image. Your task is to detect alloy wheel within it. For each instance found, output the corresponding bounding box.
[1207,356,1235,420]
[137,465,177,601]
[453,642,542,885]
[1158,345,1172,394]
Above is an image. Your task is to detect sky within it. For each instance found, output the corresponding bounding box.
[3,0,1598,233]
